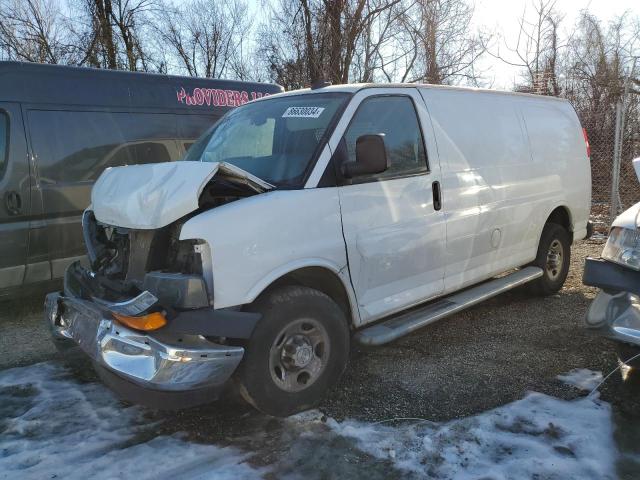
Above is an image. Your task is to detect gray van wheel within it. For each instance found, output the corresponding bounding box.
[236,285,350,417]
[528,223,571,295]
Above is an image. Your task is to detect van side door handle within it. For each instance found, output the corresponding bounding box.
[5,190,21,215]
[432,181,442,211]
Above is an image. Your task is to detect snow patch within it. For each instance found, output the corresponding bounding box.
[328,392,615,479]
[286,409,326,424]
[0,362,263,480]
[557,368,604,391]
[0,363,619,479]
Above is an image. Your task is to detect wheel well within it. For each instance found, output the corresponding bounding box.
[257,267,354,327]
[546,206,572,232]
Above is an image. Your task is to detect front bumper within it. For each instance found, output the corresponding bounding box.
[584,257,640,346]
[45,291,244,393]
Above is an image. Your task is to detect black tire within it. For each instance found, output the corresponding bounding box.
[236,285,350,417]
[528,222,571,295]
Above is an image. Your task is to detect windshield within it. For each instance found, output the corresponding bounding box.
[184,92,350,187]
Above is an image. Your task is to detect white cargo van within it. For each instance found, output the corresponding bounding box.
[46,84,591,416]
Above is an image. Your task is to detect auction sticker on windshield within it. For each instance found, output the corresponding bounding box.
[282,106,325,118]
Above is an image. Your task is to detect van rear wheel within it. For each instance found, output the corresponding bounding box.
[528,222,571,295]
[236,286,350,417]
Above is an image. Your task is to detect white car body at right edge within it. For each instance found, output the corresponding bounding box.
[583,158,640,360]
[47,83,592,416]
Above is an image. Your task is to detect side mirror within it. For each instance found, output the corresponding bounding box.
[341,134,389,179]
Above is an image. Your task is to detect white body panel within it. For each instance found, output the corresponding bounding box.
[418,87,590,294]
[179,189,358,321]
[91,83,591,329]
[615,159,640,229]
[612,202,640,230]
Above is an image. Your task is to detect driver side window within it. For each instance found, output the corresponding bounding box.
[342,95,428,181]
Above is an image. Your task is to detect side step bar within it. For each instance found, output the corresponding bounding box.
[354,266,543,346]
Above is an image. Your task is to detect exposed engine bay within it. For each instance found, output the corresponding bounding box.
[77,174,266,306]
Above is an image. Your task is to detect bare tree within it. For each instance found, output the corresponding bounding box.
[395,0,488,85]
[154,0,252,78]
[85,0,117,68]
[260,0,404,88]
[0,0,86,64]
[492,0,563,94]
[561,11,640,206]
[351,1,408,82]
[111,0,156,71]
[258,0,312,89]
[84,0,156,71]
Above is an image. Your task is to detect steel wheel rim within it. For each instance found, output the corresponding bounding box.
[546,239,564,280]
[268,318,330,392]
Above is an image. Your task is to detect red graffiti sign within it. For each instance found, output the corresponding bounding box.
[176,87,270,107]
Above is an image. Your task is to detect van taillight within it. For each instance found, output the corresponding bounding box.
[582,128,591,158]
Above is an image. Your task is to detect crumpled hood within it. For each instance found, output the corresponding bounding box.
[91,161,274,229]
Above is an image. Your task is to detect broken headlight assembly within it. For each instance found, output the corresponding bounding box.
[602,227,640,271]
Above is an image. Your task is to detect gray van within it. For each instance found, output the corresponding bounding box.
[0,62,281,297]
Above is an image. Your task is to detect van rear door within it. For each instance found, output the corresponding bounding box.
[0,103,30,289]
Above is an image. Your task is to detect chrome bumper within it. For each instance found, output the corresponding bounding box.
[45,291,244,392]
[586,291,640,346]
[583,257,640,347]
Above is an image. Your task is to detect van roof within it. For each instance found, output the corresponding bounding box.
[261,82,568,103]
[0,61,283,111]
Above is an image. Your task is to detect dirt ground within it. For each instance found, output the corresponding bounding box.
[1,239,639,439]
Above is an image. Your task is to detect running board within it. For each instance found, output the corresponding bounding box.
[354,266,543,346]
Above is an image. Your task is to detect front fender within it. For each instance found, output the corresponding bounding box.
[179,188,351,315]
[244,258,360,325]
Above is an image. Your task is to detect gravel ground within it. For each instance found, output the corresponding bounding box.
[1,239,639,443]
[0,292,61,370]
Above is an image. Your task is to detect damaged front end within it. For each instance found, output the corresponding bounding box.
[583,158,640,349]
[583,258,640,346]
[583,206,640,351]
[45,161,272,404]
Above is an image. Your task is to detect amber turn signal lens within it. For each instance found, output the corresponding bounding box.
[112,311,167,331]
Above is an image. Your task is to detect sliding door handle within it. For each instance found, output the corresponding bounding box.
[4,190,21,215]
[432,181,442,211]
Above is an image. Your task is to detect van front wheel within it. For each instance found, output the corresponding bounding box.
[236,286,350,417]
[528,222,571,295]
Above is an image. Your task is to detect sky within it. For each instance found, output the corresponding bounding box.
[473,0,639,88]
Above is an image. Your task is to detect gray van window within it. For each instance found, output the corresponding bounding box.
[0,112,8,176]
[28,110,179,182]
[344,96,427,180]
[178,114,221,146]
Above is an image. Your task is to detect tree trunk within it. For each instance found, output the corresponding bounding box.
[93,0,117,69]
